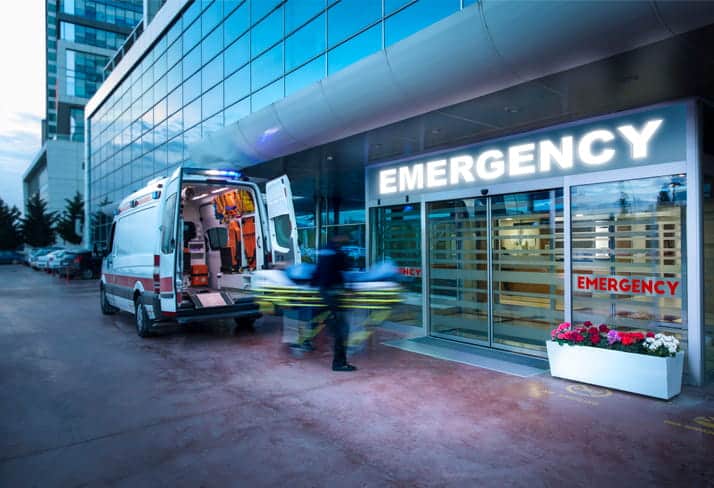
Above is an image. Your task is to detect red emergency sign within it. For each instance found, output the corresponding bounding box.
[575,274,680,296]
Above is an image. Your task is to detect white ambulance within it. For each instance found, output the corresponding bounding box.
[99,167,300,337]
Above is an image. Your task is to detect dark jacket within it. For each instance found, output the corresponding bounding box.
[311,241,348,289]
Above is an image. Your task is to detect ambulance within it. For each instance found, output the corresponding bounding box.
[99,167,300,337]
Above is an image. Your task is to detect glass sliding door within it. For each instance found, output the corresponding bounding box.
[371,204,422,328]
[425,189,564,355]
[427,198,489,343]
[491,190,564,353]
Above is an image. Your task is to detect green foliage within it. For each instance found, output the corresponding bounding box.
[0,197,22,250]
[56,192,84,245]
[20,194,57,247]
[91,197,113,245]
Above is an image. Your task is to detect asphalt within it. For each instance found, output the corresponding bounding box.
[1,265,714,487]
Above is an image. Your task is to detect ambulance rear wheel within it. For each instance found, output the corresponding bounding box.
[100,286,118,315]
[135,300,154,338]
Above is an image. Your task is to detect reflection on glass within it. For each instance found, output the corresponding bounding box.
[182,44,201,78]
[251,44,283,90]
[328,24,380,75]
[327,0,381,47]
[571,176,687,332]
[202,55,223,91]
[286,0,325,33]
[385,0,459,46]
[225,65,250,106]
[251,6,283,57]
[285,55,324,96]
[201,0,222,35]
[372,205,422,327]
[251,0,282,24]
[224,98,250,124]
[183,97,201,129]
[224,34,250,76]
[251,78,284,111]
[286,14,325,71]
[491,190,564,352]
[202,82,223,119]
[224,3,249,46]
[167,86,182,116]
[385,0,412,15]
[703,174,714,379]
[428,199,489,342]
[183,19,201,55]
[201,24,222,63]
[183,70,201,104]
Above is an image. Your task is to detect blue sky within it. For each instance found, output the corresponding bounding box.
[0,0,44,211]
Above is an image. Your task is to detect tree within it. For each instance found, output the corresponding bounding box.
[0,197,22,250]
[21,194,57,247]
[91,197,114,247]
[56,192,84,245]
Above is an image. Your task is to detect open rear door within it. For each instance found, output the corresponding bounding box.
[158,167,182,315]
[266,175,301,266]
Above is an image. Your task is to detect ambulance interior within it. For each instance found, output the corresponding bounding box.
[178,183,262,295]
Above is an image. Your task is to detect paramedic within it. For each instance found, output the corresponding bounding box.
[312,234,356,372]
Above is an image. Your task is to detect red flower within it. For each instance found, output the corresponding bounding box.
[621,335,634,346]
[588,327,598,336]
[584,321,593,327]
[577,327,587,335]
[557,333,566,340]
[574,333,585,343]
[632,332,645,342]
[591,334,601,345]
[646,331,655,338]
[598,324,609,333]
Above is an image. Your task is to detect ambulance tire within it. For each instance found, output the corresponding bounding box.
[234,317,256,331]
[100,285,118,315]
[135,300,154,338]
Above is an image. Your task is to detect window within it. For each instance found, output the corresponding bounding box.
[571,176,687,331]
[224,65,250,106]
[65,49,109,98]
[183,19,201,55]
[201,1,223,35]
[251,44,283,90]
[60,22,125,50]
[285,55,324,96]
[69,107,84,142]
[286,0,325,33]
[202,54,223,91]
[252,79,284,111]
[385,0,413,15]
[224,34,250,76]
[285,14,325,71]
[327,0,381,48]
[183,97,201,129]
[161,194,178,253]
[251,0,282,24]
[251,6,283,57]
[327,24,380,75]
[224,98,250,124]
[224,2,249,46]
[385,0,460,46]
[182,45,201,78]
[202,82,224,119]
[183,70,201,104]
[201,24,222,63]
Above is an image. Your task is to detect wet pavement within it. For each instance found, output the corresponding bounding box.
[1,264,713,487]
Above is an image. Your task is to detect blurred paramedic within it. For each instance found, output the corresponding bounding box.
[312,234,356,372]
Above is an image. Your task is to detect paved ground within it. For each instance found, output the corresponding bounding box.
[1,265,714,487]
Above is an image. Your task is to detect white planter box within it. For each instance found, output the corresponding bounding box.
[546,341,684,400]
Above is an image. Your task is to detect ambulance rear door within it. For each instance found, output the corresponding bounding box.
[265,175,301,266]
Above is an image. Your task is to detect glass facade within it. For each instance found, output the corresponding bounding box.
[70,107,85,141]
[60,0,143,28]
[60,21,127,50]
[88,0,470,245]
[66,49,109,98]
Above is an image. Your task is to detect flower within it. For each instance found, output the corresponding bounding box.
[557,333,566,340]
[607,329,620,345]
[573,333,585,343]
[598,324,609,333]
[591,334,601,345]
[588,327,598,336]
[583,321,593,327]
[646,331,655,338]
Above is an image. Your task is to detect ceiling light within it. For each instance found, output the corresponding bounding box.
[504,106,520,113]
[431,128,441,134]
[191,193,208,200]
[211,187,229,194]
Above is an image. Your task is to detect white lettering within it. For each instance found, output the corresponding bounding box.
[508,143,536,176]
[617,118,662,159]
[399,164,424,192]
[578,129,615,165]
[476,149,505,180]
[449,155,475,185]
[379,168,397,194]
[426,159,448,188]
[539,136,573,172]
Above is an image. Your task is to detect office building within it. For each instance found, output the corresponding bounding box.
[23,0,142,216]
[84,0,714,384]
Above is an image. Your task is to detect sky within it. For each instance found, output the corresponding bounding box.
[0,0,45,211]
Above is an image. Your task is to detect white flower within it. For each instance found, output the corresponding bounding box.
[646,337,655,344]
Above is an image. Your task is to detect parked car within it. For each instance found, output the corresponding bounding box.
[29,247,61,269]
[47,251,68,274]
[58,250,101,279]
[37,249,64,272]
[0,250,23,264]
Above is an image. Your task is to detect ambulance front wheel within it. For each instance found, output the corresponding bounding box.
[100,285,118,315]
[135,300,154,338]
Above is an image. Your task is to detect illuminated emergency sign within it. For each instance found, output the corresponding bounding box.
[575,275,681,297]
[366,103,688,201]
